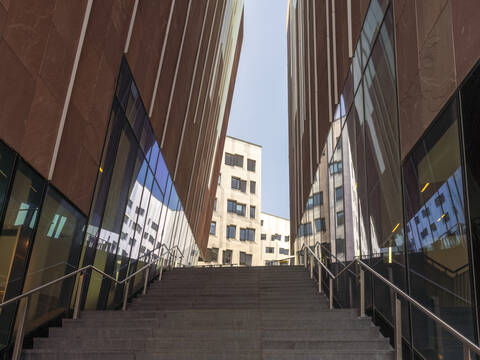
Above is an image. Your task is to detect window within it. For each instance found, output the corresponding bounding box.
[231,177,246,192]
[261,233,266,240]
[151,221,159,231]
[240,228,255,241]
[239,252,252,266]
[218,173,221,185]
[225,153,244,167]
[236,203,246,216]
[250,181,256,194]
[222,250,232,265]
[335,186,343,202]
[225,152,234,166]
[315,218,326,232]
[135,206,145,216]
[227,200,246,216]
[250,206,255,219]
[227,200,236,213]
[306,196,314,210]
[210,221,216,235]
[266,247,274,254]
[271,234,281,241]
[261,220,264,226]
[313,192,323,206]
[247,159,256,172]
[226,225,236,239]
[329,161,343,174]
[205,248,218,262]
[336,211,345,226]
[285,236,289,242]
[279,248,289,255]
[213,198,217,211]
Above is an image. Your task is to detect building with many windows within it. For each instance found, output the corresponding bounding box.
[200,136,262,266]
[0,0,244,354]
[288,0,480,358]
[261,212,291,265]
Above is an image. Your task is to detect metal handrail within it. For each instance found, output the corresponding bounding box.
[2,243,177,360]
[299,244,480,359]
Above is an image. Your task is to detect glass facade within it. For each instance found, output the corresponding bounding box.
[0,58,200,353]
[295,1,480,359]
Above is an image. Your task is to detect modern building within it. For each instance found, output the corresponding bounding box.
[199,136,292,267]
[260,212,291,265]
[0,0,244,354]
[288,0,480,359]
[199,136,262,266]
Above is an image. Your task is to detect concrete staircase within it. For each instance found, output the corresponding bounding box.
[22,266,393,359]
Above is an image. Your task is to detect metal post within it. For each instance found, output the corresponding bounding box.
[310,255,313,279]
[360,270,365,318]
[159,258,164,280]
[329,277,333,310]
[122,279,130,311]
[143,267,150,295]
[394,293,402,360]
[463,344,471,360]
[304,249,307,268]
[12,296,28,360]
[318,263,322,293]
[73,271,85,320]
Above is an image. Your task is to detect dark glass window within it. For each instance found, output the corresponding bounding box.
[240,228,255,241]
[329,161,343,174]
[336,211,345,226]
[213,198,217,211]
[22,187,86,334]
[285,236,289,242]
[266,247,274,254]
[0,160,45,346]
[227,200,236,213]
[335,186,343,202]
[279,248,289,255]
[250,181,256,194]
[313,192,323,206]
[403,96,474,356]
[261,233,266,240]
[247,159,256,172]
[315,217,326,232]
[226,225,236,239]
[205,248,218,262]
[239,252,252,266]
[306,196,314,210]
[222,250,232,265]
[250,206,255,219]
[225,153,234,166]
[210,221,216,235]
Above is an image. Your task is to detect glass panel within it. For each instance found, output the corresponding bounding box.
[403,97,473,359]
[0,160,45,347]
[363,9,406,325]
[22,187,86,333]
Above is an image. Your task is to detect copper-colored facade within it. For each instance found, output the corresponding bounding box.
[0,0,243,254]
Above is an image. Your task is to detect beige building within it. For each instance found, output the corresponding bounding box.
[260,213,291,265]
[199,136,262,266]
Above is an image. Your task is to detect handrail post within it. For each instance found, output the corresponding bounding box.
[463,344,471,360]
[329,277,333,310]
[159,258,164,280]
[122,279,130,311]
[304,249,307,268]
[318,263,322,293]
[12,296,28,360]
[310,254,313,279]
[360,269,365,318]
[73,270,85,320]
[143,267,150,296]
[394,292,402,360]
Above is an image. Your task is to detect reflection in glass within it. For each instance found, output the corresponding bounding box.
[403,97,473,359]
[23,187,86,333]
[0,161,45,347]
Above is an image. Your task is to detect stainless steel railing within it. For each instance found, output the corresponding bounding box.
[300,244,480,360]
[0,243,180,360]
